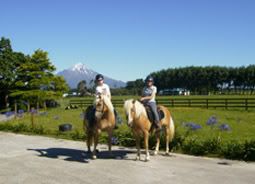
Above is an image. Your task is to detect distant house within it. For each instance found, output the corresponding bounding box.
[158,88,190,96]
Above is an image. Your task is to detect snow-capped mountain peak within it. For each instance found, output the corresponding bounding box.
[71,63,90,73]
[57,63,126,89]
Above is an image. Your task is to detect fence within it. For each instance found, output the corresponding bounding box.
[69,98,255,110]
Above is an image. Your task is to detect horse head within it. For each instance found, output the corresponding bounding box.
[124,99,137,127]
[95,94,114,120]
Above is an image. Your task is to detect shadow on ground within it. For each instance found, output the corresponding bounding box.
[27,148,135,163]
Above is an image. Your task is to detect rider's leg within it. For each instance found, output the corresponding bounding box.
[148,102,161,129]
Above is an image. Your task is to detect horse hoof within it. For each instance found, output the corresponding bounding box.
[145,157,150,162]
[154,151,158,155]
[92,155,97,160]
[165,152,170,156]
[135,156,140,161]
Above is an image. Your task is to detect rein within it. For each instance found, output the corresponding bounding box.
[96,100,105,114]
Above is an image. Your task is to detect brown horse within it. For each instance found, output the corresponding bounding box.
[124,99,175,161]
[84,94,115,159]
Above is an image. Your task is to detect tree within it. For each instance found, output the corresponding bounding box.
[11,49,69,109]
[0,37,26,108]
[126,79,144,95]
[77,80,87,96]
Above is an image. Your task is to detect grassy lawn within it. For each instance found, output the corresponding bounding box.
[3,105,255,141]
[1,96,255,161]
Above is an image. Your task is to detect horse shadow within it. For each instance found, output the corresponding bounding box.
[27,147,135,163]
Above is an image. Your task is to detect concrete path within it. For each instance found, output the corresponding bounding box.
[0,132,254,184]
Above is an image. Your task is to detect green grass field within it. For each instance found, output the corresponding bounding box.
[1,96,255,160]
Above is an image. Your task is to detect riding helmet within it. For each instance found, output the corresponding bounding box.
[145,75,154,82]
[95,74,104,81]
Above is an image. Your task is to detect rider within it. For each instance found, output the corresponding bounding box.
[94,74,119,128]
[95,74,111,99]
[140,75,161,129]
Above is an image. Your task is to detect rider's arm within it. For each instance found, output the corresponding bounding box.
[140,86,157,101]
[106,84,111,100]
[140,92,156,101]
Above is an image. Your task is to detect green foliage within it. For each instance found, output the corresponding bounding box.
[221,140,255,161]
[0,37,69,110]
[151,65,255,95]
[125,79,144,95]
[77,80,87,96]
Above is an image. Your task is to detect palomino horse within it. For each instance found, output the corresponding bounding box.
[124,99,175,161]
[83,94,115,159]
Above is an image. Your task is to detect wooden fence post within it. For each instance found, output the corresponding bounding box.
[14,100,17,117]
[27,101,30,113]
[31,107,35,128]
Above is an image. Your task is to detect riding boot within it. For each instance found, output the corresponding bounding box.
[155,120,161,130]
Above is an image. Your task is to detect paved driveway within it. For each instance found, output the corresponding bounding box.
[0,132,254,184]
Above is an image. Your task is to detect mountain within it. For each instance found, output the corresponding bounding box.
[57,63,126,89]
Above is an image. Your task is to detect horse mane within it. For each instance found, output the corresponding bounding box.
[95,94,114,113]
[124,99,147,119]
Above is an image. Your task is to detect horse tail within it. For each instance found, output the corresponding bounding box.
[169,115,175,142]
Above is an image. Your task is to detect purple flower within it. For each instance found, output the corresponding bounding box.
[206,116,218,126]
[183,122,202,131]
[18,109,24,114]
[219,124,231,131]
[5,111,14,117]
[31,109,38,114]
[111,137,119,145]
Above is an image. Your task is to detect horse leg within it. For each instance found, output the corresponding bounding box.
[86,130,93,153]
[86,131,91,153]
[165,126,170,155]
[154,130,161,155]
[108,129,114,158]
[92,131,98,159]
[135,134,141,161]
[144,131,150,161]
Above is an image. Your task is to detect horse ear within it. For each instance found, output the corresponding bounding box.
[132,99,136,104]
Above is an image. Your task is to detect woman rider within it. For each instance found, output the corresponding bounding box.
[140,76,161,129]
[94,74,119,128]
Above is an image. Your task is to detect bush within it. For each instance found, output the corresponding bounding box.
[221,140,255,161]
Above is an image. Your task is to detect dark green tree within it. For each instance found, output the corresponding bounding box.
[77,80,87,96]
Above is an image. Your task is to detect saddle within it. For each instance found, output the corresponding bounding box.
[144,105,165,124]
[85,105,120,128]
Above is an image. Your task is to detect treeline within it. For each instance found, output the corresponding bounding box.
[151,66,255,95]
[0,37,69,110]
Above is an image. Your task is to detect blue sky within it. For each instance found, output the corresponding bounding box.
[1,0,255,81]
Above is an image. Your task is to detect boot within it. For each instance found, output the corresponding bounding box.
[155,120,161,130]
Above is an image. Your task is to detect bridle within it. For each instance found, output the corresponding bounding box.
[95,99,105,114]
